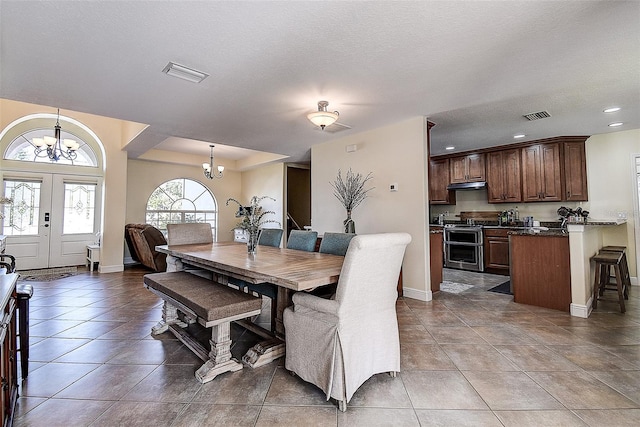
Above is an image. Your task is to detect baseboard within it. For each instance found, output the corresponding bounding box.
[570,298,592,318]
[123,256,136,265]
[98,264,124,273]
[402,287,432,302]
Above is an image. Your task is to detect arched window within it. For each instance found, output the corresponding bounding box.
[145,178,217,238]
[4,128,98,166]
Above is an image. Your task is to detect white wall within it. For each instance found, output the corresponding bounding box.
[585,129,640,276]
[311,117,430,300]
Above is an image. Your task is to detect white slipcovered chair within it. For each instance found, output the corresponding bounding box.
[283,232,411,411]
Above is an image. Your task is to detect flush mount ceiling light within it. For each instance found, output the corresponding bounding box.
[202,145,224,179]
[307,101,339,130]
[608,122,624,127]
[445,146,455,150]
[513,134,526,139]
[603,107,621,113]
[162,61,209,83]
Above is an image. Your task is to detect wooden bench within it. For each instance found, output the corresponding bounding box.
[143,271,262,383]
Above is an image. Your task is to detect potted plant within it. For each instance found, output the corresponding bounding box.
[226,196,280,255]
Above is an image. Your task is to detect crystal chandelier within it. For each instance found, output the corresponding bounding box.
[202,144,224,179]
[32,109,79,161]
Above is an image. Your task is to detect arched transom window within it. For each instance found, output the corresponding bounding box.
[4,128,98,166]
[145,178,217,238]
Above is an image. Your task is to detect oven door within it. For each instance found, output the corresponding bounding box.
[444,227,484,272]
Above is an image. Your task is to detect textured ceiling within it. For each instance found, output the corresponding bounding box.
[1,1,638,162]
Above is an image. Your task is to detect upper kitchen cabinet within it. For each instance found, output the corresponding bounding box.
[449,153,485,183]
[486,149,521,203]
[429,158,456,204]
[563,141,588,201]
[521,143,562,202]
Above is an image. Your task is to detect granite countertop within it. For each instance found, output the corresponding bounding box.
[508,229,568,237]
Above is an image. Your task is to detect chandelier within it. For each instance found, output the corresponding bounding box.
[32,109,79,161]
[202,144,224,179]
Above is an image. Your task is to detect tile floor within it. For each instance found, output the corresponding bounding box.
[12,266,640,426]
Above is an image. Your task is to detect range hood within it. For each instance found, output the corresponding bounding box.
[447,181,487,191]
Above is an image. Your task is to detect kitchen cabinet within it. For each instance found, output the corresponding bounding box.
[483,228,510,275]
[0,274,17,427]
[486,149,522,203]
[563,141,588,201]
[449,153,485,183]
[429,229,443,292]
[521,143,562,202]
[429,158,456,204]
[510,234,571,311]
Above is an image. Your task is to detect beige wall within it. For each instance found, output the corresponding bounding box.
[125,158,242,243]
[311,117,430,300]
[240,163,285,235]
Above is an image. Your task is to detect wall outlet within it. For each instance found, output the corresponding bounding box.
[390,183,398,192]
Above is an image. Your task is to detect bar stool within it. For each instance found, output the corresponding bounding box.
[591,251,625,313]
[599,246,630,299]
[16,283,33,378]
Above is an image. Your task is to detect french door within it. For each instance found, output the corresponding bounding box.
[2,173,102,270]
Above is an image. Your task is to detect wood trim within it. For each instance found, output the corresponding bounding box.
[430,135,589,160]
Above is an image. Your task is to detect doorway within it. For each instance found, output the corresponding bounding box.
[2,172,102,270]
[285,165,311,238]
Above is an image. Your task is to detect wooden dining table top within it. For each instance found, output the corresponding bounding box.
[156,242,344,291]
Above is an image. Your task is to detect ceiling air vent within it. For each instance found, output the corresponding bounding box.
[523,111,551,121]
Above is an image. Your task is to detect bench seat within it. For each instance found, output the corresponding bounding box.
[143,271,262,383]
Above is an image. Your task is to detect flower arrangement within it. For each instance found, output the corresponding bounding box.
[330,168,374,233]
[226,195,281,254]
[0,197,12,220]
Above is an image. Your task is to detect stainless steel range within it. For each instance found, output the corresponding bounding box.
[443,224,484,272]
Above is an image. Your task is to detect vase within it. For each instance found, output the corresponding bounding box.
[343,210,356,234]
[247,231,258,255]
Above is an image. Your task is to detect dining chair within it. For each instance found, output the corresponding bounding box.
[258,228,283,247]
[286,229,318,252]
[318,232,356,256]
[166,222,213,245]
[283,232,412,411]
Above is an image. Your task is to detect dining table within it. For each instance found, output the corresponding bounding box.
[155,241,344,367]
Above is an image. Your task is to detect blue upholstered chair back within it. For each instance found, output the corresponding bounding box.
[319,232,356,256]
[286,230,318,252]
[258,228,283,247]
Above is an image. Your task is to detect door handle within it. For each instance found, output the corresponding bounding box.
[44,224,49,228]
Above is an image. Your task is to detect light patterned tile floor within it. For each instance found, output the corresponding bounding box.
[13,266,640,426]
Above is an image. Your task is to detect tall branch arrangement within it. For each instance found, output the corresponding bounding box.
[330,168,374,212]
[226,195,281,236]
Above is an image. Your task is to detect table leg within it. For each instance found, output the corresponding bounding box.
[242,286,293,368]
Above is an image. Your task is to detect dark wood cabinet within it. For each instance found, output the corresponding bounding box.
[510,234,571,311]
[486,149,522,203]
[563,141,588,201]
[429,230,443,292]
[429,158,456,204]
[521,143,562,202]
[0,274,17,427]
[483,228,510,275]
[450,153,485,183]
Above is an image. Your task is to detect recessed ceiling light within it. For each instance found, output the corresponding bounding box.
[162,62,209,83]
[608,122,624,127]
[445,146,455,150]
[513,134,526,139]
[603,107,621,113]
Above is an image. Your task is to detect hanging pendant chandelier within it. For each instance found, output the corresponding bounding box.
[32,109,79,161]
[202,144,224,179]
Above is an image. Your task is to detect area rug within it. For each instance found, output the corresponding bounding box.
[440,281,474,294]
[18,266,77,282]
[488,280,512,295]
